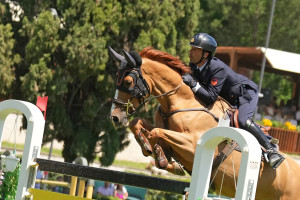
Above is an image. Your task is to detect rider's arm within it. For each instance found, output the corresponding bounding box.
[193,67,227,104]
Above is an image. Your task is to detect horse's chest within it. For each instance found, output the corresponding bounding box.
[168,114,198,132]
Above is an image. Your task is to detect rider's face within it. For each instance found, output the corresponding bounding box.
[189,46,203,64]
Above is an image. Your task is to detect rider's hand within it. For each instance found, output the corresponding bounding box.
[182,73,197,88]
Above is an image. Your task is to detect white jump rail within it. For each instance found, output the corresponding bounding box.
[189,127,261,200]
[0,100,45,200]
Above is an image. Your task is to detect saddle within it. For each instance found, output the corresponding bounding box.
[228,108,278,146]
[228,108,271,135]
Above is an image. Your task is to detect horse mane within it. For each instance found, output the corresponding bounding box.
[139,47,191,74]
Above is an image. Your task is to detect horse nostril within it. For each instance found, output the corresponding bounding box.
[111,116,119,123]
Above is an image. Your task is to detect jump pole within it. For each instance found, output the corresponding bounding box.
[188,127,261,200]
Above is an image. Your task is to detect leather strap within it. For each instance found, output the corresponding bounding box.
[158,106,219,129]
[212,141,239,171]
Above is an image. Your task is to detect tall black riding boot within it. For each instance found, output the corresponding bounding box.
[245,119,285,169]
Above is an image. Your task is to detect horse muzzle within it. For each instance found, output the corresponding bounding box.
[110,108,129,127]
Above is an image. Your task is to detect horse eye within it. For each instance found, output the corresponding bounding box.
[123,78,133,88]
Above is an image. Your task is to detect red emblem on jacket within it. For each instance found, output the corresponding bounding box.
[211,78,218,86]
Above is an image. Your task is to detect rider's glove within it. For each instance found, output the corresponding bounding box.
[182,73,197,88]
[182,73,201,93]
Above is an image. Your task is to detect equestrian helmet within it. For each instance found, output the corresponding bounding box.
[189,33,217,57]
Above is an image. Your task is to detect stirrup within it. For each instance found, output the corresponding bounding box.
[271,156,285,169]
[268,151,285,169]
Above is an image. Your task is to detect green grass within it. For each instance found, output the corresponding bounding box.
[1,141,62,157]
[112,159,149,169]
[124,169,191,182]
[2,142,150,170]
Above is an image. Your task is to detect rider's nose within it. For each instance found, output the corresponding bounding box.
[111,116,120,123]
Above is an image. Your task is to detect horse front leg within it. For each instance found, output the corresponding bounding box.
[129,118,194,175]
[129,118,156,157]
[148,127,196,173]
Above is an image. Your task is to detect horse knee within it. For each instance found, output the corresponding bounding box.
[149,128,161,139]
[129,118,143,133]
[129,117,142,128]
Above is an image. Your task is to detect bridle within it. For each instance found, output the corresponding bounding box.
[113,69,183,117]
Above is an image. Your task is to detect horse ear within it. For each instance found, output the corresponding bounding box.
[123,49,137,68]
[108,46,125,63]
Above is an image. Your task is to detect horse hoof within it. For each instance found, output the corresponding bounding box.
[153,144,168,169]
[135,129,153,156]
[171,162,186,176]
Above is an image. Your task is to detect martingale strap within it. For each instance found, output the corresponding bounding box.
[158,106,219,129]
[211,140,239,172]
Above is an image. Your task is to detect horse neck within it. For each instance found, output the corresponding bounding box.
[141,59,200,112]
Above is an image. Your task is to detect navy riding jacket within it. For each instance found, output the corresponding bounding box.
[190,57,258,107]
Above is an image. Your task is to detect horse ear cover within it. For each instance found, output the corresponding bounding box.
[123,49,137,68]
[123,49,142,69]
[108,46,125,62]
[129,51,142,68]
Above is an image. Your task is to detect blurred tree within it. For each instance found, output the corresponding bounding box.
[17,0,128,164]
[0,23,20,99]
[270,0,300,53]
[198,0,270,46]
[120,0,199,63]
[197,0,298,104]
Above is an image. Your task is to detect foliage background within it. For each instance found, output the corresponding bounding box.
[0,0,299,165]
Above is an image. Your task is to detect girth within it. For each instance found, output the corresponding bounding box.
[158,105,219,129]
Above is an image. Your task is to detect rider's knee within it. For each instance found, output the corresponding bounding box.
[237,116,248,129]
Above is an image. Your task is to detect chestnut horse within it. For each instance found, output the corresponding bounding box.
[109,46,300,199]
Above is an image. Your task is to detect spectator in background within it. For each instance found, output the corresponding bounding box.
[114,184,128,200]
[264,103,275,120]
[284,100,298,125]
[52,176,63,193]
[35,170,44,189]
[290,100,297,115]
[295,106,300,124]
[273,110,283,123]
[97,182,115,196]
[280,100,291,119]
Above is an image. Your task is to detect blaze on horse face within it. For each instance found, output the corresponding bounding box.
[109,47,150,127]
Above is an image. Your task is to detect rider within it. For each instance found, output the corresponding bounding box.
[182,32,285,169]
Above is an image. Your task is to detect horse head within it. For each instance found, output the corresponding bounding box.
[109,47,150,127]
